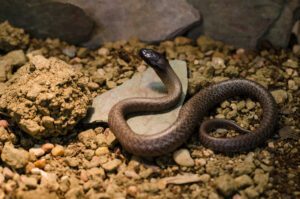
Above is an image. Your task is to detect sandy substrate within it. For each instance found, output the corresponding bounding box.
[0,22,299,199]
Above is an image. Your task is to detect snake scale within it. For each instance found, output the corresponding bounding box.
[108,49,278,157]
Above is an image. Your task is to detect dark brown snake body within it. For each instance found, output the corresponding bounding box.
[108,49,278,157]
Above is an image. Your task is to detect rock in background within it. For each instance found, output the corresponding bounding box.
[0,0,94,44]
[0,0,299,49]
[187,0,300,49]
[56,0,201,48]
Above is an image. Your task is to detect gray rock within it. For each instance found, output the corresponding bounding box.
[0,0,93,44]
[187,0,299,49]
[57,0,200,48]
[1,142,30,169]
[262,0,300,48]
[215,174,237,196]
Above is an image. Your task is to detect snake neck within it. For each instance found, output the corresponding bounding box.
[117,63,182,114]
[117,65,182,115]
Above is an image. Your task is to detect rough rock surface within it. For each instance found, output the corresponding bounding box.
[0,0,94,44]
[263,0,300,48]
[0,55,91,137]
[187,0,300,48]
[57,0,200,48]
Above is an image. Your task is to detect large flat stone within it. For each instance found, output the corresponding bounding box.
[57,0,200,48]
[0,0,94,44]
[85,60,188,135]
[187,0,299,48]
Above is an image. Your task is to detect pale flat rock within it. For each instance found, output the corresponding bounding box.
[86,60,187,135]
[173,149,195,167]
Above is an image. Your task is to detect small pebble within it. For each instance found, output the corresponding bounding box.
[124,170,140,179]
[29,148,45,158]
[246,100,256,110]
[51,145,65,157]
[127,185,138,197]
[41,143,54,153]
[244,186,259,199]
[288,80,298,90]
[62,46,76,58]
[233,160,256,175]
[271,89,288,104]
[195,158,207,166]
[173,149,195,167]
[234,175,253,189]
[101,159,122,171]
[106,81,117,89]
[215,174,237,196]
[268,142,275,148]
[203,149,214,157]
[87,82,99,90]
[25,162,35,174]
[20,175,37,188]
[3,167,14,179]
[96,129,117,148]
[1,142,30,169]
[34,159,46,169]
[199,174,211,183]
[98,47,109,56]
[95,146,110,156]
[0,120,9,128]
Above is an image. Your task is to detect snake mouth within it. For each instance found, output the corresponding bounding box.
[139,48,167,70]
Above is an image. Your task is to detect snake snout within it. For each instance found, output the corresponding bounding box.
[139,48,168,70]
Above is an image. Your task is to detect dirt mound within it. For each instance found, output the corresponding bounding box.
[0,55,91,138]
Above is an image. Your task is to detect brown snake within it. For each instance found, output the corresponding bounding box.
[108,49,278,157]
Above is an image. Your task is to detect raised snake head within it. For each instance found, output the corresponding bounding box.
[139,48,168,70]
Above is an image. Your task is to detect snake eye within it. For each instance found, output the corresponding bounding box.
[139,48,167,70]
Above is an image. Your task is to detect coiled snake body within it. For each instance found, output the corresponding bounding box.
[108,49,278,157]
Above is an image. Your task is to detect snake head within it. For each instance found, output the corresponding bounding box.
[139,48,168,70]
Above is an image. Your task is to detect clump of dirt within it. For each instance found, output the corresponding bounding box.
[0,55,92,138]
[0,21,29,52]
